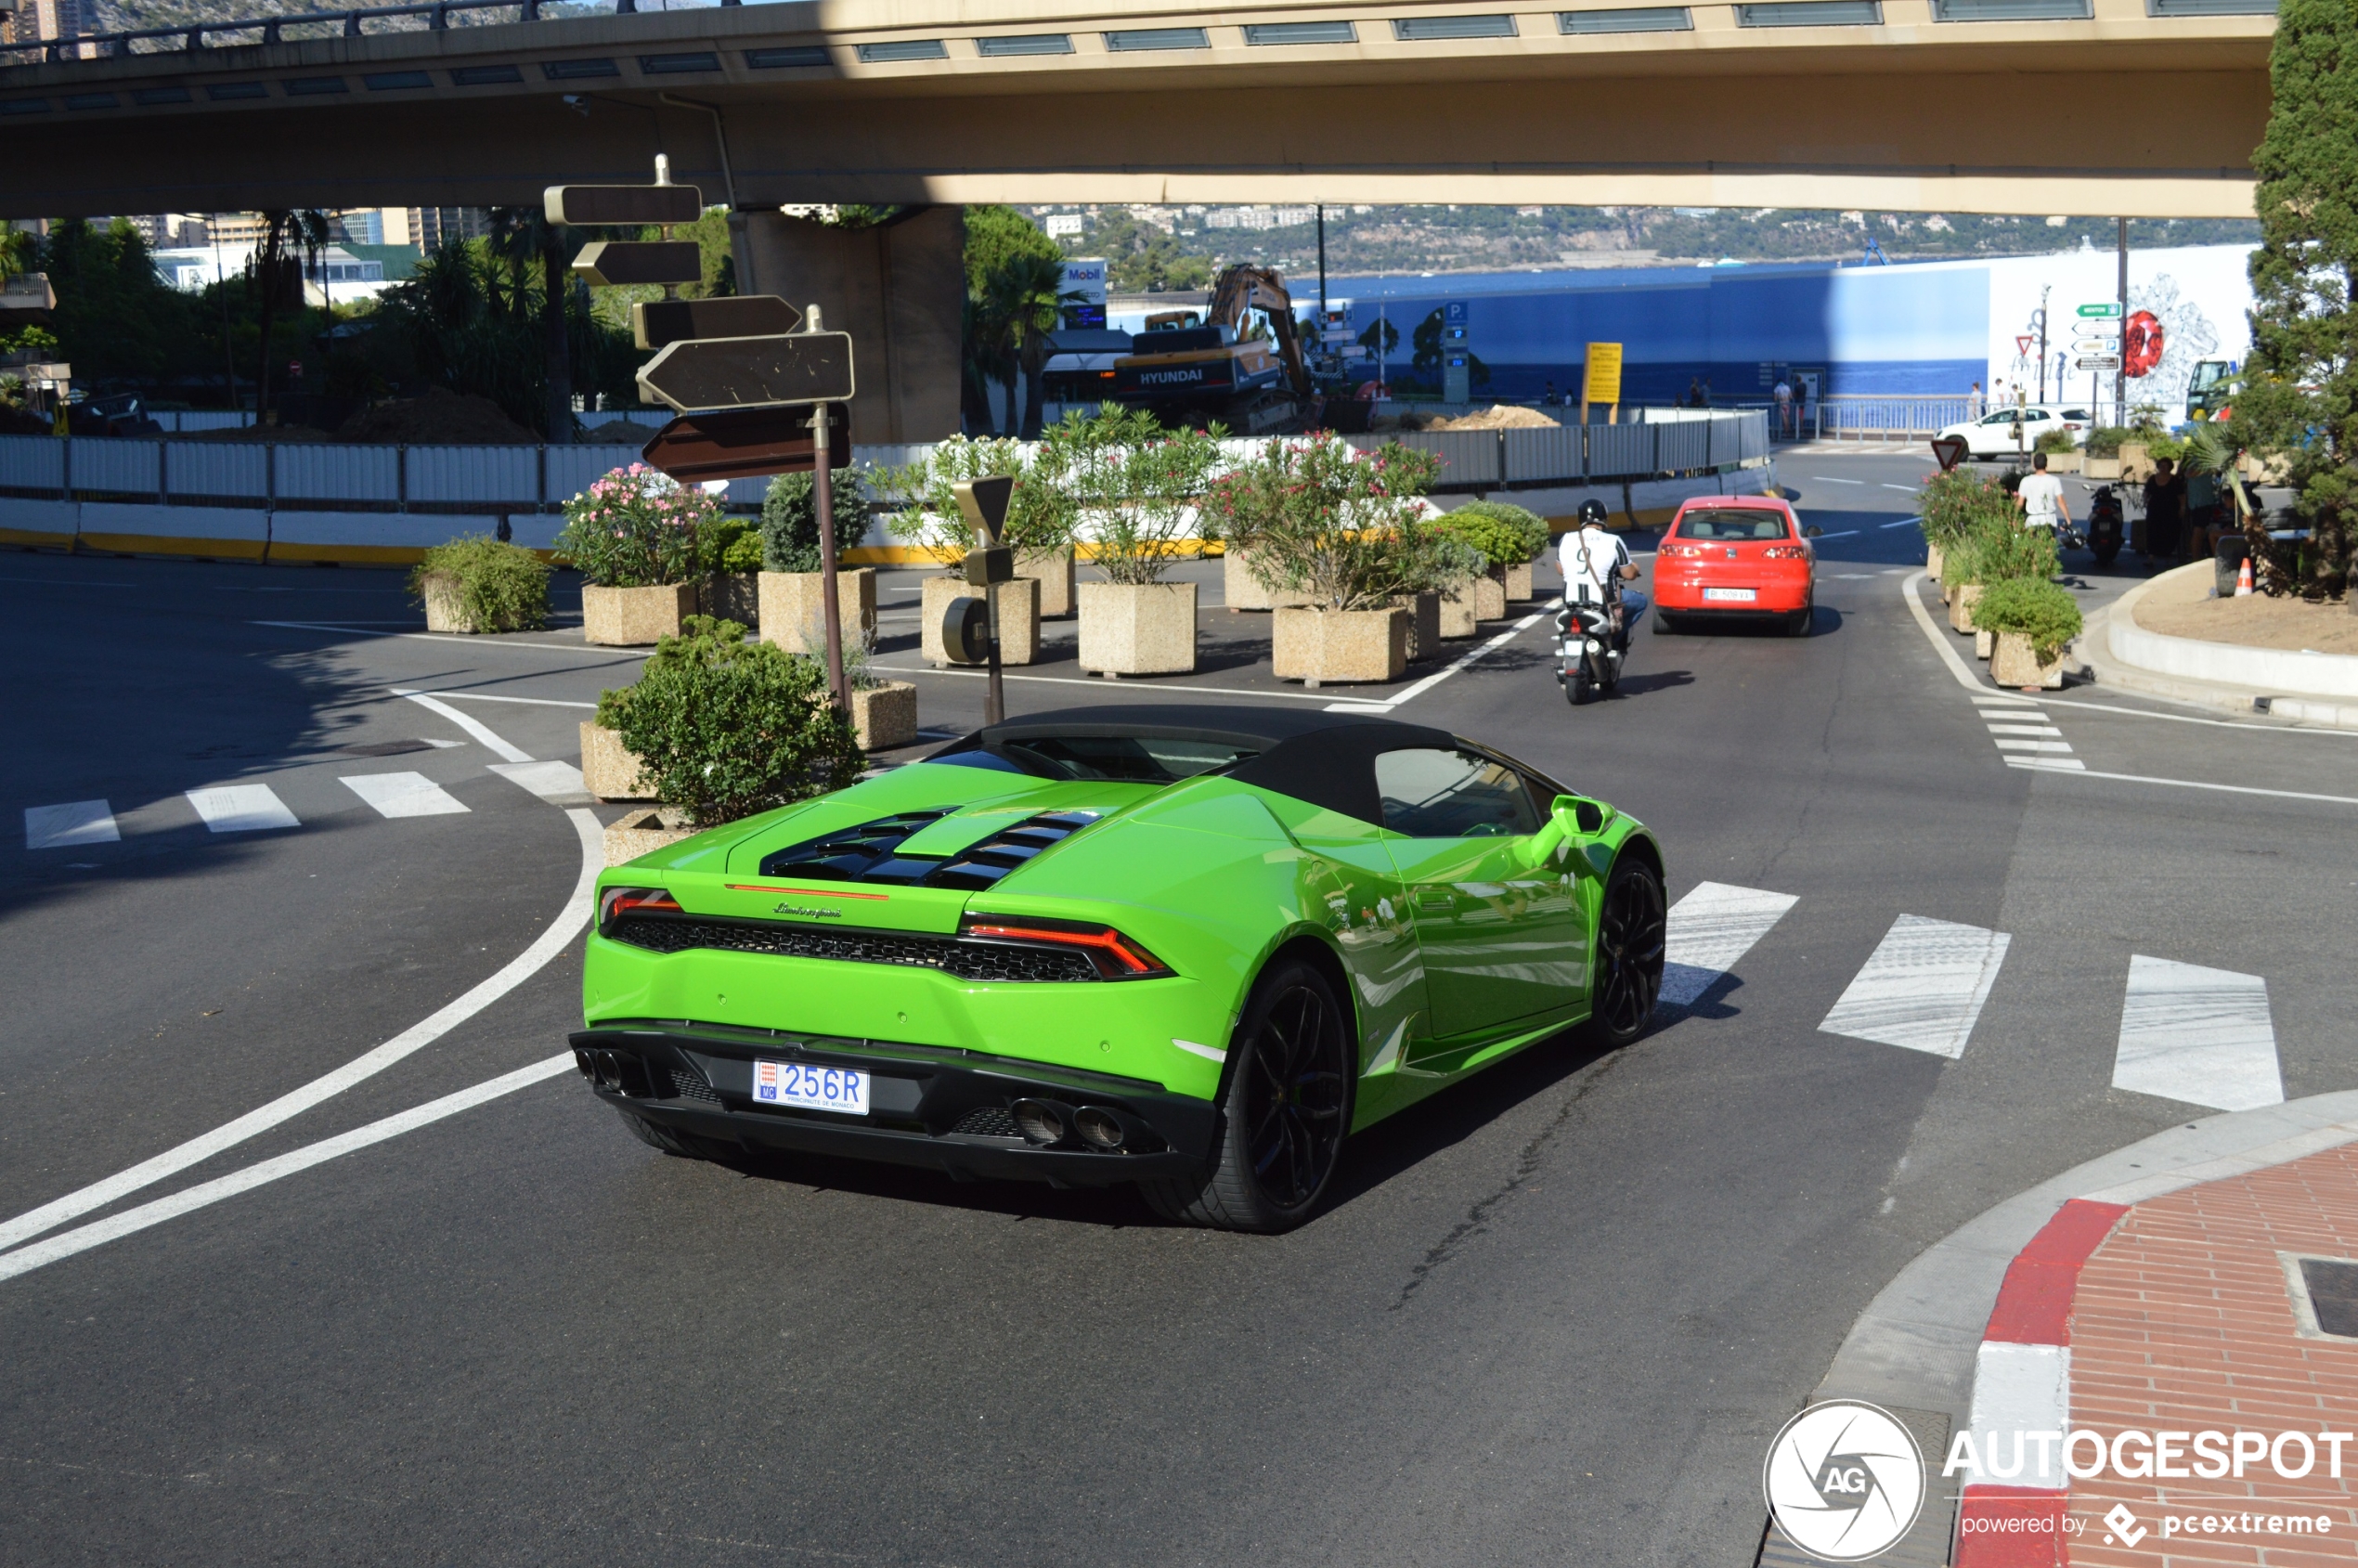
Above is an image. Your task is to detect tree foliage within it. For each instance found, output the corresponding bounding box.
[2240,0,2358,598]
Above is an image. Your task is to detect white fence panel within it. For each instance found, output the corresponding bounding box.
[1586,423,1655,477]
[0,435,64,490]
[408,446,538,505]
[1737,411,1770,463]
[1502,427,1585,483]
[546,445,641,502]
[1654,421,1709,472]
[276,443,399,503]
[162,411,253,434]
[160,441,266,499]
[1707,416,1743,469]
[71,439,162,495]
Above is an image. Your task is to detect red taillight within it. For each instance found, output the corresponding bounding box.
[1662,541,1707,558]
[1762,545,1810,560]
[959,914,1173,979]
[600,887,683,926]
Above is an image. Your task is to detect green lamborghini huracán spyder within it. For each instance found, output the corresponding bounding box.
[574,706,1666,1232]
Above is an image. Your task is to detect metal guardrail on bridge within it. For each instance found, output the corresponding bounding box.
[5,0,698,64]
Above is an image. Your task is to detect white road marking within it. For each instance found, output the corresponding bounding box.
[24,800,119,849]
[186,784,300,834]
[392,690,535,763]
[1880,519,1921,529]
[2035,693,2358,738]
[1883,483,1922,491]
[2001,759,2358,803]
[1810,475,1866,485]
[1351,611,1550,713]
[1819,914,2011,1059]
[399,690,598,710]
[2113,955,2284,1112]
[255,621,649,660]
[0,1055,577,1286]
[1987,724,2065,737]
[875,664,1347,706]
[0,808,601,1257]
[340,771,470,818]
[1817,533,1863,542]
[2005,757,2089,771]
[489,760,592,805]
[1993,739,2075,753]
[1660,881,1798,1006]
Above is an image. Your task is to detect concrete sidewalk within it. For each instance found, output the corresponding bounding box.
[2076,564,2358,732]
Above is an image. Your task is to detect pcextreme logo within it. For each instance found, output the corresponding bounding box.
[1762,1401,1926,1562]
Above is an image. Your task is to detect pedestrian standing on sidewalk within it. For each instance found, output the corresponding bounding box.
[1773,376,1793,438]
[2015,451,2070,537]
[1969,380,1984,418]
[2142,458,2186,567]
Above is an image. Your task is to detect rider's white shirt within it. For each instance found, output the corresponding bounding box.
[1560,525,1630,603]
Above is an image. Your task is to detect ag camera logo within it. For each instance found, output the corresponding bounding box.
[1763,1401,1925,1562]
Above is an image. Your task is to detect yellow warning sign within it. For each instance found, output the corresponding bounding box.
[1583,343,1625,408]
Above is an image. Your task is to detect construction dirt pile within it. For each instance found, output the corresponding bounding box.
[1382,405,1566,433]
[2135,588,2358,657]
[580,419,657,444]
[337,389,540,446]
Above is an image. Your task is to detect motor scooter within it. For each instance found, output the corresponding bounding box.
[1553,588,1647,705]
[2082,485,2124,566]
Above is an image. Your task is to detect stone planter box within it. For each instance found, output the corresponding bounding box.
[420,572,479,633]
[851,680,918,751]
[1079,580,1198,676]
[758,568,877,655]
[2085,456,2122,481]
[1273,606,1408,686]
[1223,546,1310,612]
[1976,628,1993,660]
[582,581,696,646]
[1991,631,2066,689]
[1926,542,1944,580]
[1498,562,1535,603]
[579,721,654,801]
[1390,590,1442,663]
[1949,583,1983,633]
[1018,546,1077,617]
[2043,449,2085,475]
[2118,442,2154,484]
[1438,579,1480,640]
[604,807,697,867]
[920,574,1041,666]
[1471,574,1508,621]
[700,572,759,630]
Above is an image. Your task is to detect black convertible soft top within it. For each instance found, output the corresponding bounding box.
[932,706,1460,826]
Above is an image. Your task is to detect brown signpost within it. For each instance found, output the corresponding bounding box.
[636,330,856,413]
[632,296,802,352]
[542,182,703,227]
[572,240,706,289]
[639,404,850,484]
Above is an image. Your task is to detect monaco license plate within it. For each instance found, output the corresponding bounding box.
[1703,587,1757,603]
[752,1059,870,1116]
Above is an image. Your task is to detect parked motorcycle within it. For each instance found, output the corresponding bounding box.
[1554,589,1647,705]
[2083,485,2124,566]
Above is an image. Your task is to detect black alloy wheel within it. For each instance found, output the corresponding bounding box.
[1143,958,1351,1232]
[1586,858,1666,1047]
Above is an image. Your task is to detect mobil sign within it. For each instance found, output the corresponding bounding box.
[1062,257,1108,329]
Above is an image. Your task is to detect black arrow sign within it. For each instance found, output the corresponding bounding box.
[572,240,705,288]
[640,404,850,483]
[632,295,803,351]
[543,183,704,227]
[636,331,857,413]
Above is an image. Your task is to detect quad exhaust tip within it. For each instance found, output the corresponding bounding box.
[1011,1098,1070,1147]
[1011,1098,1134,1152]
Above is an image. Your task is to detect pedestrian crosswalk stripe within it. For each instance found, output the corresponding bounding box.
[1986,724,2064,736]
[1819,914,2010,1059]
[1994,739,2074,752]
[24,799,119,850]
[340,772,470,819]
[488,760,592,806]
[185,784,300,834]
[1661,881,1798,1006]
[2006,757,2087,772]
[2112,954,2284,1111]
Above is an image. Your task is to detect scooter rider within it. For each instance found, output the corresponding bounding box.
[1560,499,1643,647]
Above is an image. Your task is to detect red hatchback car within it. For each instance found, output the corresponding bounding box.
[1652,496,1819,637]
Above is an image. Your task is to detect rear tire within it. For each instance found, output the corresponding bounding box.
[1654,612,1681,635]
[1143,958,1352,1233]
[1583,857,1665,1049]
[1785,607,1813,637]
[615,1105,713,1160]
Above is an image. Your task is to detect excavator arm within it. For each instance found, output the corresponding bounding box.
[1208,265,1311,397]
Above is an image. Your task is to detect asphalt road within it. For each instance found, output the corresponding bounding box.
[5,451,2354,1567]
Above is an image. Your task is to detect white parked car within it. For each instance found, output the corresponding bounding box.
[1937,407,2094,459]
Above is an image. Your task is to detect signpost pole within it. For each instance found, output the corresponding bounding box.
[2116,218,2129,426]
[808,311,847,713]
[984,579,1004,726]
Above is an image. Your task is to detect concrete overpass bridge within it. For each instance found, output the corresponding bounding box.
[0,0,2273,220]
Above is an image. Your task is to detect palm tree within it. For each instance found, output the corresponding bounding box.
[251,210,328,425]
[963,292,1017,435]
[988,253,1079,439]
[487,206,578,443]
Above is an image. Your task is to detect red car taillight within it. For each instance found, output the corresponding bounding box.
[600,887,683,927]
[1662,541,1708,558]
[1762,545,1810,560]
[959,914,1173,980]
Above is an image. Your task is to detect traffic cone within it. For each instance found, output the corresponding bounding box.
[2235,557,2255,597]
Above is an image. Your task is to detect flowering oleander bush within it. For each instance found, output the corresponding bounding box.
[1205,436,1466,611]
[554,463,715,588]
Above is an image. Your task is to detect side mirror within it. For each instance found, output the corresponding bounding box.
[1521,794,1612,868]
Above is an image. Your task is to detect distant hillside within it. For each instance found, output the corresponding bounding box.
[1030,204,2260,292]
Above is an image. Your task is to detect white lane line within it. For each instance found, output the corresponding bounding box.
[1660,881,1798,1006]
[2035,694,2358,738]
[2113,954,2284,1112]
[489,760,592,805]
[254,622,649,660]
[2007,756,2089,771]
[392,690,535,763]
[1882,484,1922,491]
[1819,914,2011,1059]
[0,1055,577,1286]
[2001,759,2358,804]
[1817,532,1863,540]
[0,808,601,1256]
[340,771,470,819]
[1343,611,1550,713]
[24,800,119,850]
[400,690,598,710]
[186,784,300,834]
[1811,475,1867,485]
[1879,519,1922,530]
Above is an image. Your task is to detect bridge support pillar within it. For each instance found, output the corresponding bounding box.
[738,206,963,445]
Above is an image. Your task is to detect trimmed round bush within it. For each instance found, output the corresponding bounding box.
[408,535,551,633]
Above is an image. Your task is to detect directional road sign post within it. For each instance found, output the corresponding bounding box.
[639,404,849,484]
[633,296,802,351]
[572,240,706,289]
[1930,434,1969,473]
[636,330,856,413]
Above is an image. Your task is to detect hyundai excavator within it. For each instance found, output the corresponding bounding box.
[1112,266,1314,433]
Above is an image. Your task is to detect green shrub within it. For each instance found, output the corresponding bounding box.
[2083,425,2135,459]
[2034,428,2079,456]
[875,434,1069,565]
[1433,500,1549,569]
[1204,435,1459,610]
[702,515,764,577]
[594,616,864,826]
[1949,514,2061,586]
[760,469,872,575]
[553,463,713,587]
[407,535,551,632]
[1973,576,2083,660]
[1917,468,2013,551]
